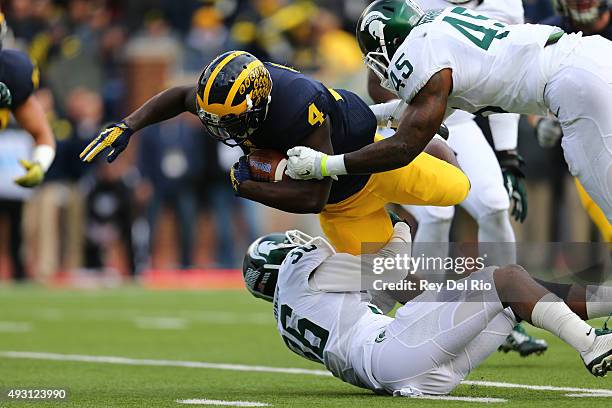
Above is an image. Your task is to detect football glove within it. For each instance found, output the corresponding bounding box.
[536,117,562,148]
[14,159,44,188]
[285,146,339,181]
[79,121,134,163]
[0,81,12,108]
[497,149,528,223]
[230,156,251,196]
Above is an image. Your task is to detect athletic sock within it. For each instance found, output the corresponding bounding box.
[531,293,596,353]
[586,285,612,319]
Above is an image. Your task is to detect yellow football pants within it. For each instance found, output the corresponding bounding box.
[575,178,612,242]
[320,152,470,255]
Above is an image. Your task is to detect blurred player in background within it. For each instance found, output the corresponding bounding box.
[79,50,470,256]
[0,12,55,188]
[366,0,547,357]
[533,0,612,241]
[242,222,612,396]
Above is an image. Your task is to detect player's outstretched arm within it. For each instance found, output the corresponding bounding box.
[80,86,197,163]
[13,95,56,187]
[286,70,452,179]
[344,69,452,174]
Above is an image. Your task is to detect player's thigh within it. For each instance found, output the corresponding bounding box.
[404,204,455,224]
[546,65,612,220]
[447,121,509,218]
[371,267,504,393]
[372,153,470,207]
[319,207,393,255]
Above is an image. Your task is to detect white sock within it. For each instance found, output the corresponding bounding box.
[531,293,596,353]
[586,285,612,319]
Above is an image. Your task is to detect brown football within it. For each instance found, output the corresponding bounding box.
[247,149,288,182]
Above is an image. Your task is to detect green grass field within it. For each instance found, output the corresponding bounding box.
[0,285,611,407]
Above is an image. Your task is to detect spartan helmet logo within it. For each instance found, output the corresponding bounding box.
[360,11,390,43]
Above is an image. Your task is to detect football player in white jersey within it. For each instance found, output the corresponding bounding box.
[285,0,612,226]
[243,222,612,396]
[369,0,548,357]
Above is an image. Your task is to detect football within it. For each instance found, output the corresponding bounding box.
[247,149,288,182]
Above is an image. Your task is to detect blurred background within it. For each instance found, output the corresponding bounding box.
[0,0,601,286]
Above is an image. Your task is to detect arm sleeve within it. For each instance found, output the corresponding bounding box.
[489,113,520,151]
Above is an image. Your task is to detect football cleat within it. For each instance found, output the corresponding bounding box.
[498,324,548,357]
[582,315,612,377]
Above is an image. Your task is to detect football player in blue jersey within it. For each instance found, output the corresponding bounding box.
[0,12,55,187]
[80,50,470,255]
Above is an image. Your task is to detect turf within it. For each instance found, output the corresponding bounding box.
[0,286,610,407]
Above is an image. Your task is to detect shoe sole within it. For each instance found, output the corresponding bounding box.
[591,354,612,377]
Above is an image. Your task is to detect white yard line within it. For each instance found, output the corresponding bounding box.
[463,380,612,396]
[413,396,507,403]
[1,351,611,398]
[0,351,331,376]
[176,399,270,406]
[0,322,32,333]
[133,317,188,330]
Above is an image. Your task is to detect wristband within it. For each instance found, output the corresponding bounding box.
[322,154,347,177]
[33,144,56,172]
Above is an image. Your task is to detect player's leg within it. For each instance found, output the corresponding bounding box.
[371,266,508,395]
[371,152,471,208]
[448,121,515,260]
[406,205,454,264]
[494,265,612,376]
[319,206,393,255]
[545,39,612,222]
[575,178,612,242]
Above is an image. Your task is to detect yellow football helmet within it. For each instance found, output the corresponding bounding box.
[196,51,273,146]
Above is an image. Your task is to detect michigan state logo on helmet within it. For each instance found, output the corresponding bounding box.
[196,51,273,146]
[356,0,423,90]
[242,230,315,302]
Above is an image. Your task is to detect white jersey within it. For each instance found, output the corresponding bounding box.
[273,237,391,388]
[388,7,579,116]
[413,0,524,24]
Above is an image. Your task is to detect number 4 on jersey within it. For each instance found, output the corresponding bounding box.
[308,103,325,126]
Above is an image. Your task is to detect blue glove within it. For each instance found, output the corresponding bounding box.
[80,121,134,163]
[230,156,252,196]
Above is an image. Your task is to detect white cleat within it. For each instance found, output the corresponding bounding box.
[581,330,612,377]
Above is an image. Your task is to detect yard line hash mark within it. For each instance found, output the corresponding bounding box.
[176,399,270,406]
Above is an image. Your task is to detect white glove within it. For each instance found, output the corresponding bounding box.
[286,146,342,180]
[369,99,405,128]
[286,146,324,180]
[536,117,563,148]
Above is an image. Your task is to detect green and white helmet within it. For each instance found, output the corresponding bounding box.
[356,0,424,90]
[242,230,314,302]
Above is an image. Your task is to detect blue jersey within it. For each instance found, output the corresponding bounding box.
[246,63,377,204]
[0,49,38,129]
[541,8,612,40]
